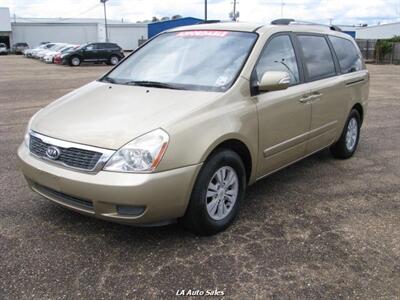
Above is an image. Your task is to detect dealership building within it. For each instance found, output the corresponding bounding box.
[0,7,203,50]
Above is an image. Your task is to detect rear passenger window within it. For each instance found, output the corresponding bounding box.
[255,35,300,85]
[298,35,336,81]
[329,36,362,73]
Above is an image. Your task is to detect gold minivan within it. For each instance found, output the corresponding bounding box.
[18,20,369,235]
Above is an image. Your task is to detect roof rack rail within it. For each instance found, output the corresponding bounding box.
[271,18,295,25]
[270,18,342,32]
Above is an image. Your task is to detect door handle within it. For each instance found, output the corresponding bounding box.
[300,92,323,103]
[299,95,312,103]
[311,92,322,97]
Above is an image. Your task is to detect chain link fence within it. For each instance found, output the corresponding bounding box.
[356,39,400,64]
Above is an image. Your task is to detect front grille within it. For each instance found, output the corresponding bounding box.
[33,182,94,211]
[29,134,102,171]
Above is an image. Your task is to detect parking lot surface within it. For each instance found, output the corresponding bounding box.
[0,56,399,299]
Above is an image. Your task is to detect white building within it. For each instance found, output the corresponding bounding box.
[1,7,148,50]
[0,7,12,46]
[356,22,400,39]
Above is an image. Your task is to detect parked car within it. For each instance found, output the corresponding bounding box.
[37,43,66,61]
[61,42,124,66]
[0,43,8,55]
[19,21,369,235]
[25,43,55,58]
[35,43,65,60]
[12,42,29,54]
[44,44,79,64]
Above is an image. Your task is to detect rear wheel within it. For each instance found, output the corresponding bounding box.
[182,149,246,235]
[330,109,361,159]
[69,56,81,66]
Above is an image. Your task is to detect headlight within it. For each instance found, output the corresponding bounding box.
[103,129,169,173]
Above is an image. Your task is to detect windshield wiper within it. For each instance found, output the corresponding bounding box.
[122,80,186,90]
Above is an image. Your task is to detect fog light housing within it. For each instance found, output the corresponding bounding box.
[116,205,145,216]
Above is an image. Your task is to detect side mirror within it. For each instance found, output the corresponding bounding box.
[258,71,291,92]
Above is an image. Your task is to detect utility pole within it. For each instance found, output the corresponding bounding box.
[205,0,208,22]
[229,0,239,21]
[100,0,109,42]
[233,0,237,21]
[280,0,285,18]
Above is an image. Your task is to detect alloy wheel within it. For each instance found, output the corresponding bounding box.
[346,117,358,151]
[206,166,239,221]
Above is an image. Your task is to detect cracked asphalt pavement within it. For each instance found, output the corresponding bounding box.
[0,56,399,299]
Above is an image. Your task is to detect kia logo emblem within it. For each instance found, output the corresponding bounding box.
[46,146,61,160]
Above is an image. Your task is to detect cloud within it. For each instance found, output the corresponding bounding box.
[1,0,399,25]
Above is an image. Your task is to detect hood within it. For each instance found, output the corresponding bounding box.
[31,81,221,149]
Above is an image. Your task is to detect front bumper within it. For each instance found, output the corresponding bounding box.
[18,143,201,225]
[44,57,53,63]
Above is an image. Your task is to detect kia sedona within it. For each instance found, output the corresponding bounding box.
[18,20,369,235]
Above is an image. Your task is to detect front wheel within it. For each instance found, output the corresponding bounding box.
[330,109,361,159]
[181,149,246,235]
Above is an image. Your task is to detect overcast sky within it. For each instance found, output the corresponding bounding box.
[1,0,400,25]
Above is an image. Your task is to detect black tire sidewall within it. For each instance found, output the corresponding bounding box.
[331,109,361,158]
[183,149,246,235]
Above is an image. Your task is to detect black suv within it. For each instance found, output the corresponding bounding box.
[62,42,124,66]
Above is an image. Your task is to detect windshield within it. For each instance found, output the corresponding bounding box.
[77,43,89,50]
[49,44,65,51]
[103,30,258,92]
[61,45,78,53]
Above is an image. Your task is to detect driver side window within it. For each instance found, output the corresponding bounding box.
[255,35,300,85]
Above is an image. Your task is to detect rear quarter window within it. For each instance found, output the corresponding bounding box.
[297,35,336,81]
[329,36,363,73]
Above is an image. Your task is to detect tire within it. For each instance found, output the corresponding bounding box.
[108,55,119,66]
[69,56,81,66]
[330,109,361,159]
[181,149,246,235]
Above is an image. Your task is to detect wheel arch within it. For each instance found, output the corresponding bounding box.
[352,103,364,124]
[201,136,256,185]
[69,53,81,59]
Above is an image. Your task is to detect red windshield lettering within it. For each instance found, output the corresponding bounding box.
[177,31,229,37]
